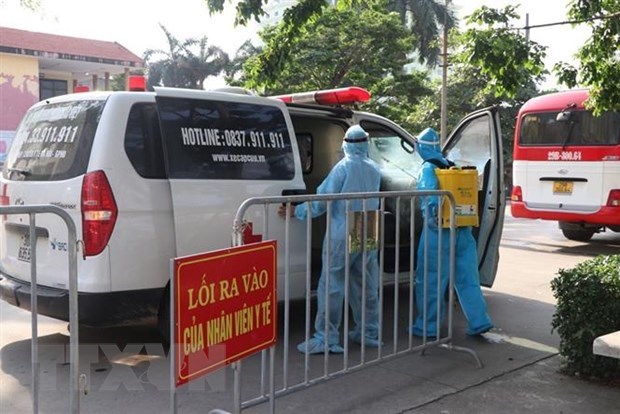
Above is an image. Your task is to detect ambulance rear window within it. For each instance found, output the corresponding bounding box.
[2,100,104,181]
[156,97,295,180]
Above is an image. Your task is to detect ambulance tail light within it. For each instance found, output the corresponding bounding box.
[81,171,118,256]
[0,184,8,222]
[0,185,8,207]
[606,190,620,207]
[272,86,371,105]
[511,186,523,202]
[129,75,147,92]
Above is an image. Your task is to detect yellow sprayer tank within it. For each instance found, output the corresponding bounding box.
[436,166,479,228]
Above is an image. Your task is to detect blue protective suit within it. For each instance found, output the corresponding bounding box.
[411,128,493,337]
[295,125,382,354]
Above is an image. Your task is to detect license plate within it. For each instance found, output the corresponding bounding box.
[17,232,31,263]
[553,181,573,195]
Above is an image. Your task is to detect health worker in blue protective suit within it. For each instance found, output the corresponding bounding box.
[279,125,382,354]
[410,127,493,338]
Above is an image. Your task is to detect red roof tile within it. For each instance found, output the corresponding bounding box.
[0,26,143,66]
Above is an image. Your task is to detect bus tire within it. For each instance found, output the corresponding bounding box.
[561,228,595,242]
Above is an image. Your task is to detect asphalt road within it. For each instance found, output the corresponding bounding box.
[2,207,620,413]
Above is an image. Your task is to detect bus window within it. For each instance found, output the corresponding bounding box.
[519,110,620,146]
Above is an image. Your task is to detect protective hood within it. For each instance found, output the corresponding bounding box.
[342,124,370,157]
[415,127,443,162]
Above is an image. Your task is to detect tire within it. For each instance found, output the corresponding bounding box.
[561,228,595,242]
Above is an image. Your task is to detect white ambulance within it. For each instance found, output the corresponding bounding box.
[0,82,505,332]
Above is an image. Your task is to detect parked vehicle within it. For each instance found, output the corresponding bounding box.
[511,89,620,241]
[0,81,504,330]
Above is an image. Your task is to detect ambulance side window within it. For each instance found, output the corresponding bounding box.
[124,103,166,179]
[156,97,295,180]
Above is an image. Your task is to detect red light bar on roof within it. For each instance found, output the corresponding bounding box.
[129,75,146,91]
[272,86,371,105]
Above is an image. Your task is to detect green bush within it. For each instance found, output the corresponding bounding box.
[551,254,620,380]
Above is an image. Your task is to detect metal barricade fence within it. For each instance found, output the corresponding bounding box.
[227,190,481,413]
[0,205,81,414]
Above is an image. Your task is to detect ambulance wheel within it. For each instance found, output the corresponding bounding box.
[157,285,170,347]
[561,228,595,242]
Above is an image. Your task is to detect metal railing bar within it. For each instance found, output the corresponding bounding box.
[229,190,481,412]
[0,205,79,414]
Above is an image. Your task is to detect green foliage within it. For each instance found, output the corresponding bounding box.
[551,255,620,380]
[207,0,454,66]
[407,62,496,133]
[240,0,334,86]
[110,74,127,92]
[205,0,362,25]
[223,0,455,86]
[364,72,433,132]
[553,0,620,114]
[206,0,339,82]
[19,0,41,11]
[144,24,230,89]
[403,5,545,188]
[243,1,415,93]
[408,15,542,187]
[553,61,579,88]
[387,0,456,66]
[225,40,262,86]
[456,5,547,100]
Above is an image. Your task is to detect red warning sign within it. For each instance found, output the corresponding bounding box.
[173,240,277,387]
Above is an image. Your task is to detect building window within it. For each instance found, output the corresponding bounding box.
[40,79,68,100]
